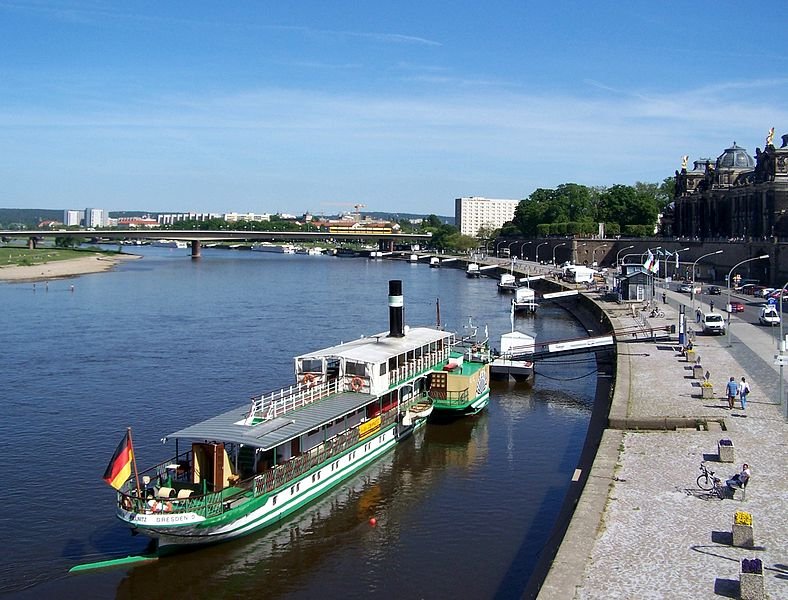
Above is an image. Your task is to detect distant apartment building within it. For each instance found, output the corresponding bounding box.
[157,212,223,226]
[223,212,271,223]
[117,217,159,229]
[63,210,83,227]
[84,208,106,228]
[454,197,519,237]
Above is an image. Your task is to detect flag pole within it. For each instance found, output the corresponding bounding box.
[127,426,142,497]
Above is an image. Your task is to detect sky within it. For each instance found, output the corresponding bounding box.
[1,1,787,217]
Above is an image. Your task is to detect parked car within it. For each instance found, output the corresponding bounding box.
[679,282,692,293]
[729,301,745,313]
[707,286,722,295]
[768,289,788,300]
[759,306,781,326]
[755,287,775,298]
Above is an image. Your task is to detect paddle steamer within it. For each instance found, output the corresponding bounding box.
[109,281,489,548]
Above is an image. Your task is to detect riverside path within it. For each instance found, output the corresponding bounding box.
[537,284,788,599]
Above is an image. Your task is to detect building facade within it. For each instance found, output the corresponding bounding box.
[84,208,106,228]
[63,210,83,227]
[671,132,788,241]
[455,197,519,237]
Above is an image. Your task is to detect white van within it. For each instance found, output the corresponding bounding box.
[759,306,781,326]
[701,312,725,335]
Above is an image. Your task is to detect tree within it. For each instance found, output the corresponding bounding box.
[55,236,81,248]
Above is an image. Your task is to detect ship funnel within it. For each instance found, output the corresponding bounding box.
[388,280,404,338]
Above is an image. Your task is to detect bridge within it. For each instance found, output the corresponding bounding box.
[0,229,433,259]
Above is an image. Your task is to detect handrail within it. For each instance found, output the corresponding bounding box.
[248,378,340,422]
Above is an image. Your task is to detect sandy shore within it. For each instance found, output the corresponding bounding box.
[0,253,141,282]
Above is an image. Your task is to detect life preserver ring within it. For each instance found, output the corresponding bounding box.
[350,376,363,392]
[302,373,317,387]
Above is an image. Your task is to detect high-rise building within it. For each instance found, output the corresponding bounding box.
[64,210,83,227]
[84,208,106,228]
[454,197,519,237]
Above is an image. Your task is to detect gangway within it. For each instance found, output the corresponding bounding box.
[507,324,672,361]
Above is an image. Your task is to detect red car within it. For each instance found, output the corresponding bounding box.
[729,301,745,313]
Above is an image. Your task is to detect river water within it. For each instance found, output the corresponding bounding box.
[0,248,595,599]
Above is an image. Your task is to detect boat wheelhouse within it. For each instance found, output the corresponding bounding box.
[429,257,440,268]
[109,281,486,549]
[498,273,518,292]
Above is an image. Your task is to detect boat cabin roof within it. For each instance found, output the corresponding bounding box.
[165,390,375,451]
[295,327,453,366]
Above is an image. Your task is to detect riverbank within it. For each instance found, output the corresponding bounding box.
[0,253,140,282]
[537,287,787,599]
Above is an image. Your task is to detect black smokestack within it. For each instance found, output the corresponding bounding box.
[388,280,404,338]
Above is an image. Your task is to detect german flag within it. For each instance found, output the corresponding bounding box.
[103,430,134,490]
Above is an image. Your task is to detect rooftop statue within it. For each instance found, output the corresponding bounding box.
[766,126,775,147]
[681,155,688,169]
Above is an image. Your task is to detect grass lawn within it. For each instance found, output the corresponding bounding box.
[0,247,117,267]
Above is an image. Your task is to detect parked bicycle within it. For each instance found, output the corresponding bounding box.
[697,462,725,498]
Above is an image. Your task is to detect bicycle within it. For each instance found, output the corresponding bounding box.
[697,463,726,498]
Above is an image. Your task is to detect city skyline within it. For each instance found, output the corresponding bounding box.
[1,2,786,215]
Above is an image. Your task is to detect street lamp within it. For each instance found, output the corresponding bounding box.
[552,242,566,265]
[592,244,608,267]
[726,254,769,347]
[520,241,532,260]
[495,240,507,257]
[535,242,548,264]
[616,245,635,269]
[664,247,690,284]
[508,240,520,257]
[690,250,723,311]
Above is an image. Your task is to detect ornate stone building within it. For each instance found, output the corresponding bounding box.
[671,132,788,240]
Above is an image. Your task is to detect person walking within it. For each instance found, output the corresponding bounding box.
[710,299,715,312]
[739,377,750,410]
[662,291,667,304]
[725,377,739,409]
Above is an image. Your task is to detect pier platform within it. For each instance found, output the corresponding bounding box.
[538,286,788,599]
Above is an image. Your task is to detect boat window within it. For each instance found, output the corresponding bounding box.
[301,359,322,373]
[346,361,365,376]
[379,363,387,376]
[388,357,397,371]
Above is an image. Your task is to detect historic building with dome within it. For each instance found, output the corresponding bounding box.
[670,131,788,240]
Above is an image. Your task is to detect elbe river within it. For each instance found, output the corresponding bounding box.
[0,247,595,599]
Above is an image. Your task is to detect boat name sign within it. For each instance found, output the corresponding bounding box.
[119,508,205,525]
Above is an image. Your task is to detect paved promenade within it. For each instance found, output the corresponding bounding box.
[538,286,788,599]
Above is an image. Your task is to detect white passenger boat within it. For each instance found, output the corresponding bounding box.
[106,280,489,549]
[152,240,188,249]
[491,306,534,382]
[429,257,440,268]
[251,243,296,254]
[466,263,480,278]
[512,286,538,313]
[498,273,518,292]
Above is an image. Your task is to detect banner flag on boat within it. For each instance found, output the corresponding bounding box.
[103,430,134,490]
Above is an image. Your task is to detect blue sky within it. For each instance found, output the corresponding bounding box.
[1,1,787,216]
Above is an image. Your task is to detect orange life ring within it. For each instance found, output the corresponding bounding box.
[302,373,317,387]
[351,376,363,392]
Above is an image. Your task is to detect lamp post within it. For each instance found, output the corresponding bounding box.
[508,240,520,258]
[726,255,769,347]
[592,244,608,267]
[520,241,532,260]
[616,245,635,270]
[495,240,507,257]
[690,250,723,311]
[552,242,566,265]
[535,242,548,264]
[664,247,690,285]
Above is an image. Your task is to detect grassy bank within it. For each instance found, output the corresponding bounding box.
[0,247,119,268]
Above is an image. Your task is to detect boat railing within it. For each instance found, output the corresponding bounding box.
[387,348,450,387]
[252,408,399,497]
[248,378,341,422]
[428,388,470,407]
